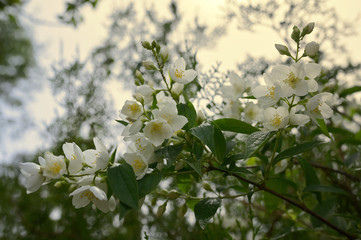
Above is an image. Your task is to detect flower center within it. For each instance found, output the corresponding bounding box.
[129,103,141,115]
[266,86,275,99]
[312,100,323,113]
[272,113,283,127]
[50,162,62,174]
[150,122,163,133]
[132,159,145,171]
[81,190,96,201]
[175,69,184,79]
[284,72,299,89]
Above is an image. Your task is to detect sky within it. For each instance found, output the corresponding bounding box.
[2,0,361,163]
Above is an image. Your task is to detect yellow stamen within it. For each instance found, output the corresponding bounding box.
[266,86,275,99]
[50,162,62,174]
[150,123,162,133]
[81,190,96,201]
[272,113,283,127]
[129,104,141,115]
[175,69,184,79]
[283,72,299,89]
[132,159,145,171]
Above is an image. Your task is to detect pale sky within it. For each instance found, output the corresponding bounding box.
[2,0,361,163]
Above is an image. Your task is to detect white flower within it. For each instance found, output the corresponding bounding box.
[252,73,281,108]
[289,105,310,126]
[169,57,197,84]
[83,137,110,172]
[243,102,262,123]
[124,153,148,179]
[124,133,155,163]
[135,85,153,105]
[263,106,289,131]
[305,41,319,57]
[222,71,247,99]
[62,142,84,174]
[121,117,143,136]
[143,118,173,146]
[272,62,321,97]
[306,92,334,122]
[19,162,44,194]
[70,185,109,213]
[156,91,174,109]
[171,82,184,96]
[39,152,66,179]
[152,102,188,132]
[121,100,143,120]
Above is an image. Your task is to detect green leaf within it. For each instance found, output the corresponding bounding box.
[339,86,361,98]
[316,119,331,138]
[194,198,222,229]
[303,185,349,195]
[118,202,132,220]
[137,171,162,199]
[186,198,200,211]
[311,199,336,227]
[297,156,320,187]
[177,174,192,194]
[189,123,226,161]
[273,141,322,165]
[245,131,275,159]
[155,144,183,168]
[184,157,202,177]
[115,120,128,126]
[212,118,259,134]
[107,164,139,209]
[190,123,215,152]
[177,101,197,130]
[213,123,226,161]
[109,147,117,164]
[263,177,298,211]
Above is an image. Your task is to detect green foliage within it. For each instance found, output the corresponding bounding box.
[194,198,222,229]
[107,164,139,209]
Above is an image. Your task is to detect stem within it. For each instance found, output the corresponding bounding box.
[181,193,247,200]
[210,166,357,240]
[152,49,172,94]
[266,129,283,176]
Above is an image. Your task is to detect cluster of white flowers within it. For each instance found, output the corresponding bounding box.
[251,60,336,131]
[118,57,196,179]
[221,71,263,123]
[19,54,197,212]
[19,137,116,213]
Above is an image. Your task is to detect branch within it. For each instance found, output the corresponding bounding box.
[293,160,360,182]
[210,166,357,240]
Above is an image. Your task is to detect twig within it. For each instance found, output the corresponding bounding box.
[210,166,357,240]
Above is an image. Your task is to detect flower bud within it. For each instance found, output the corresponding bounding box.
[141,41,152,50]
[305,41,319,57]
[160,47,169,62]
[156,201,167,217]
[177,203,187,218]
[301,22,315,37]
[54,181,64,188]
[167,190,181,200]
[202,182,213,192]
[196,110,205,125]
[171,82,184,96]
[142,60,157,70]
[291,26,300,42]
[174,161,184,171]
[275,44,291,56]
[135,70,145,85]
